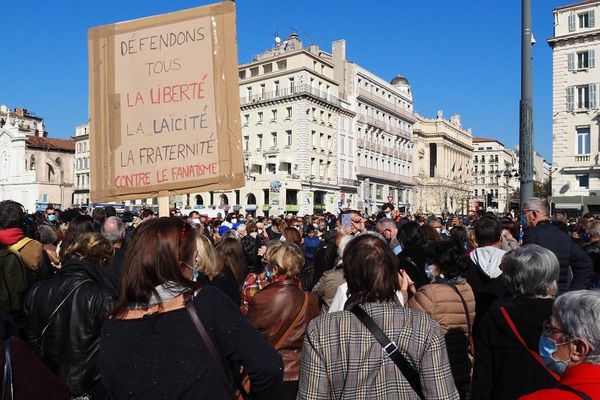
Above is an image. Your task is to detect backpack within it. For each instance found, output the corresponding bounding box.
[0,238,33,314]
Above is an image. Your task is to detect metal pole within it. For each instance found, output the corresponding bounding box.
[520,0,534,208]
[505,175,510,214]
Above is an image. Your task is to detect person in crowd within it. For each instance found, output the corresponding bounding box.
[450,225,469,252]
[520,290,600,399]
[0,200,46,316]
[397,221,429,290]
[58,214,95,261]
[522,198,592,292]
[241,220,267,274]
[500,217,520,250]
[246,241,319,399]
[241,238,305,315]
[203,237,245,306]
[36,224,60,274]
[427,215,450,241]
[408,241,476,397]
[376,218,402,255]
[312,234,352,313]
[282,226,302,246]
[98,218,283,400]
[187,210,201,226]
[420,223,443,242]
[91,207,106,232]
[266,218,285,240]
[465,215,508,331]
[310,230,338,288]
[302,225,321,290]
[103,206,117,219]
[193,233,218,284]
[24,232,116,399]
[236,223,247,238]
[297,234,459,399]
[583,220,600,289]
[471,244,560,399]
[101,216,127,291]
[45,205,58,226]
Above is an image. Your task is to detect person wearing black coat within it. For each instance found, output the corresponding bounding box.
[23,233,116,399]
[522,198,592,292]
[397,221,429,289]
[471,245,560,399]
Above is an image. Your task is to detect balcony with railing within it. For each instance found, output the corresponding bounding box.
[575,155,591,162]
[357,88,417,123]
[338,177,361,187]
[357,166,414,185]
[356,138,413,162]
[240,84,341,108]
[356,115,411,140]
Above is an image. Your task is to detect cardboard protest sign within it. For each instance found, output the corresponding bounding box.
[89,1,244,202]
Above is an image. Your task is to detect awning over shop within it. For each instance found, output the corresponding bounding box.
[554,203,582,209]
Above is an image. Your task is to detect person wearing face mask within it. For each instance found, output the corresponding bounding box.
[522,198,592,293]
[471,245,560,400]
[187,210,201,226]
[520,290,600,399]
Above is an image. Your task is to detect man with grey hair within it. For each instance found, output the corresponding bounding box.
[583,220,600,289]
[523,197,592,292]
[101,216,127,291]
[375,218,401,255]
[521,290,600,399]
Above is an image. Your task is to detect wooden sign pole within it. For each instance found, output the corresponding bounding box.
[158,191,170,217]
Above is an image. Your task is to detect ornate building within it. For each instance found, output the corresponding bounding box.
[412,111,473,215]
[0,105,74,212]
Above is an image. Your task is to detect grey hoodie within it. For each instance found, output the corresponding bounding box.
[469,246,506,279]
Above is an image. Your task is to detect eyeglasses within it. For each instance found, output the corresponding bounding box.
[542,320,565,337]
[523,209,536,215]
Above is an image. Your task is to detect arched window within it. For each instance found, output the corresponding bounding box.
[220,194,229,205]
[247,193,257,205]
[30,155,36,170]
[47,163,55,182]
[195,195,204,206]
[55,157,62,167]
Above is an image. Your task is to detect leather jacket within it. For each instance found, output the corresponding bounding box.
[246,279,319,381]
[23,259,116,396]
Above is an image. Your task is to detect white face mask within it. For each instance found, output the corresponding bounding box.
[250,232,258,238]
[191,218,200,225]
[231,218,238,224]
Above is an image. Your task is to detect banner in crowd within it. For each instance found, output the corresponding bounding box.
[89,1,244,202]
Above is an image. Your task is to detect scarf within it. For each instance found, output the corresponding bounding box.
[0,228,25,246]
[129,282,189,310]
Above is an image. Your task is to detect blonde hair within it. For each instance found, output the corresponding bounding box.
[195,232,218,279]
[264,241,304,278]
[62,232,114,267]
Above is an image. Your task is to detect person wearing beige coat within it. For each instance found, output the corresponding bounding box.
[408,241,476,398]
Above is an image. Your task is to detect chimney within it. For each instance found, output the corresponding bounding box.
[332,40,346,91]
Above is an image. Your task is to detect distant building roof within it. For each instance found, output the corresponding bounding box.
[554,0,599,11]
[472,137,505,146]
[26,136,75,152]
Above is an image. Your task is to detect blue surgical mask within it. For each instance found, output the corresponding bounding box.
[539,334,569,375]
[48,214,57,222]
[183,262,200,282]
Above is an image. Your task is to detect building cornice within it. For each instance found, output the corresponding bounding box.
[548,30,600,46]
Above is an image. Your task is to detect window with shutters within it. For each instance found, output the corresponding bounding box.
[572,50,596,69]
[569,13,576,32]
[577,126,591,154]
[575,84,597,109]
[579,10,595,28]
[567,86,575,111]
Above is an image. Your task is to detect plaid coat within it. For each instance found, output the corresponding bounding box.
[297,301,459,399]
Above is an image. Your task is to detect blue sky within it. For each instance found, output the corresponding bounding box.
[1,1,567,161]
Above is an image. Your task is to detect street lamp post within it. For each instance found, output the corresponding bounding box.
[499,165,519,214]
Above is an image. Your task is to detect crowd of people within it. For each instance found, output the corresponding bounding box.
[1,197,600,399]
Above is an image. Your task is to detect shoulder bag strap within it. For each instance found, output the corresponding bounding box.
[349,304,424,400]
[8,237,33,254]
[2,338,14,400]
[500,307,560,381]
[184,292,245,400]
[444,283,472,343]
[40,279,92,354]
[556,383,592,400]
[274,292,309,351]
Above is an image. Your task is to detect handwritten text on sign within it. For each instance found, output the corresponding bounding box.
[113,19,217,189]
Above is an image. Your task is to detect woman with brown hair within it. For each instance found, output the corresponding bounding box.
[246,241,319,399]
[98,217,283,400]
[297,234,459,399]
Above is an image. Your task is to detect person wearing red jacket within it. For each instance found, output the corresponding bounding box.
[521,290,600,399]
